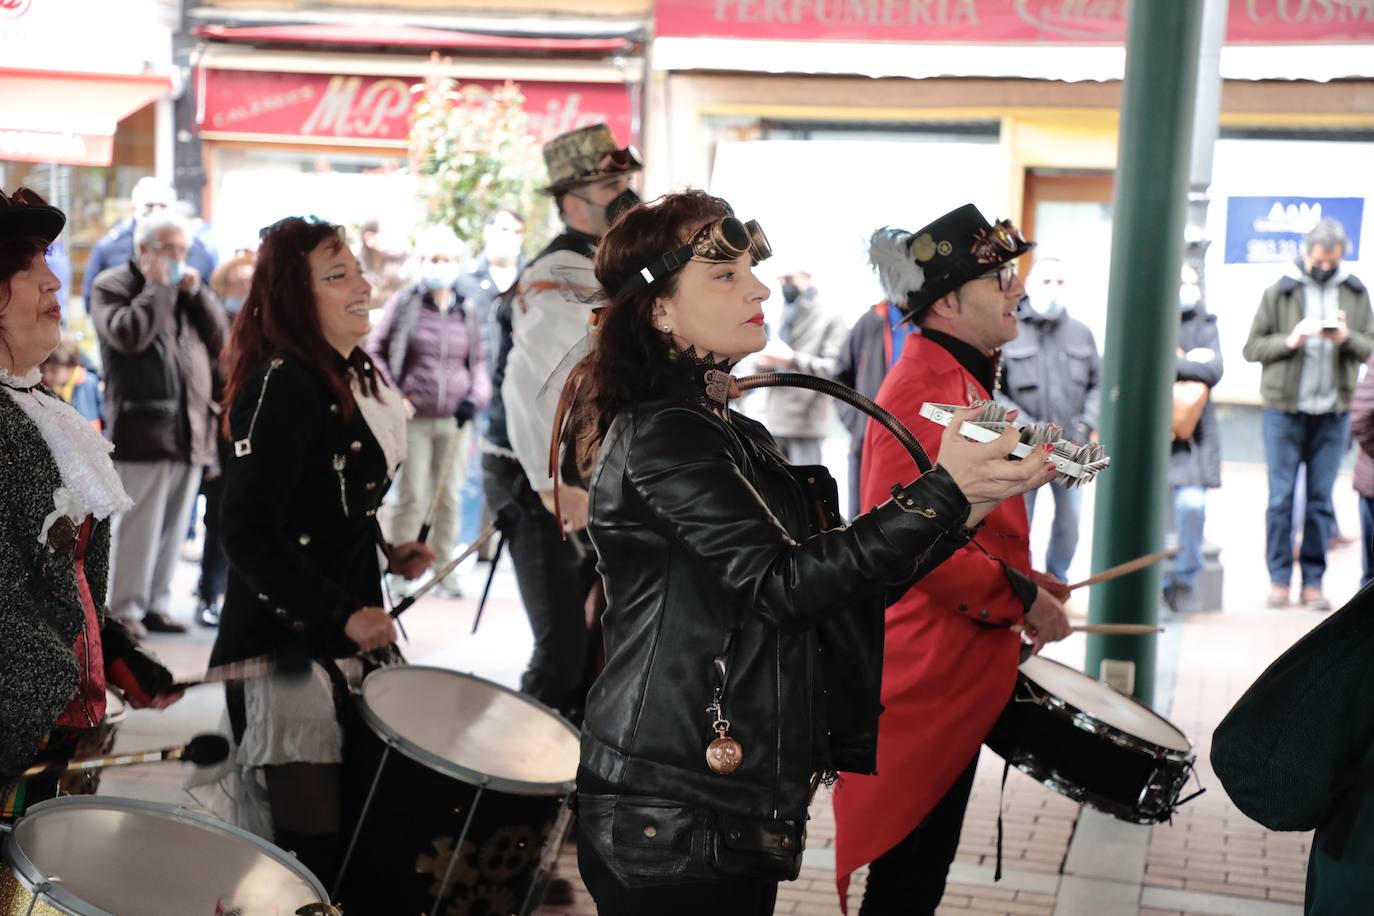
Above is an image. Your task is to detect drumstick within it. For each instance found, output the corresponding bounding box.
[21,733,230,778]
[389,522,502,619]
[169,655,273,690]
[416,424,467,545]
[169,654,313,691]
[1065,548,1182,592]
[1012,623,1164,635]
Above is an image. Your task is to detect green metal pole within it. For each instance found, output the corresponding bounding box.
[1085,0,1206,705]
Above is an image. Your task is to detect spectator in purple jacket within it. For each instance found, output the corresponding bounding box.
[368,225,491,595]
[1349,353,1374,587]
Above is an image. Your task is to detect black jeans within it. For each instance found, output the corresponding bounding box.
[859,753,979,916]
[482,453,592,717]
[576,823,779,916]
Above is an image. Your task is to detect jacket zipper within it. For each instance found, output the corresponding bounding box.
[437,305,450,411]
[774,633,783,819]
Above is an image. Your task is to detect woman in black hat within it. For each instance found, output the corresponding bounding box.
[0,187,181,814]
[558,191,1057,915]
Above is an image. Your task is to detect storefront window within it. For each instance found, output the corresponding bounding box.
[207,144,417,256]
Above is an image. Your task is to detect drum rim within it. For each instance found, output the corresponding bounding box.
[1018,656,1193,758]
[357,664,580,795]
[3,795,329,913]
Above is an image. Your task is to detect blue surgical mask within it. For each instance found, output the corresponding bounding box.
[421,263,460,291]
[223,296,245,316]
[164,257,186,286]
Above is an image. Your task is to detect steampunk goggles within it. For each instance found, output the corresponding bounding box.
[970,218,1027,264]
[622,216,772,294]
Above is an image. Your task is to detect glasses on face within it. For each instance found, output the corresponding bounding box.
[970,218,1027,264]
[148,241,189,259]
[975,263,1018,291]
[597,149,637,172]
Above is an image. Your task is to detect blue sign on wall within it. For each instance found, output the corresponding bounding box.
[1224,196,1363,265]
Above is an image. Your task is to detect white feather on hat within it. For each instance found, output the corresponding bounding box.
[868,227,924,304]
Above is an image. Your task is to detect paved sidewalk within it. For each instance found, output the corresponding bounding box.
[93,463,1360,915]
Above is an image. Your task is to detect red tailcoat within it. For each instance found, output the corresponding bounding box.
[832,334,1031,905]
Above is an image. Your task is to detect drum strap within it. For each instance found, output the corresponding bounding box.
[1322,764,1374,860]
[994,757,1011,882]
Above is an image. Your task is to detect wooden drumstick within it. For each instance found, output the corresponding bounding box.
[169,656,275,690]
[1012,623,1163,635]
[1065,548,1182,592]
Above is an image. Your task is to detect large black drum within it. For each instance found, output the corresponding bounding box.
[0,796,331,915]
[984,655,1195,824]
[336,666,580,916]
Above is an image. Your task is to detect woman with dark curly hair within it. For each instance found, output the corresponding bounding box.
[561,190,1059,915]
[0,187,180,815]
[209,216,434,889]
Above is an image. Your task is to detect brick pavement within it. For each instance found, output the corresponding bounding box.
[90,463,1361,915]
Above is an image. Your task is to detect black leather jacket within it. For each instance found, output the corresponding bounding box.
[579,396,974,823]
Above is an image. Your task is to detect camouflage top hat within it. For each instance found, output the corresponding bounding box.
[868,204,1034,320]
[540,124,642,195]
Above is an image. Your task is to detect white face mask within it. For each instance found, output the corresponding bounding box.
[1028,296,1065,321]
[421,262,461,291]
[1179,283,1201,310]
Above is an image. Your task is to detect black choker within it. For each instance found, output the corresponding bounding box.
[666,345,736,409]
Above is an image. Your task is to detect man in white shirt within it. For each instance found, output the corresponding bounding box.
[482,124,640,719]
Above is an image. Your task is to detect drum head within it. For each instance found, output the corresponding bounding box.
[1020,656,1191,753]
[5,797,327,916]
[358,666,580,794]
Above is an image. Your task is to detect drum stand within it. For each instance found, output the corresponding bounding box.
[515,794,574,916]
[335,747,564,916]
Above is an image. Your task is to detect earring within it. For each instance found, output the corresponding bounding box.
[656,322,671,334]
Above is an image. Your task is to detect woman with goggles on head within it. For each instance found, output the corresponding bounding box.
[558,191,1057,915]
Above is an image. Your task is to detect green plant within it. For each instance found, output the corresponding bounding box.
[409,71,550,252]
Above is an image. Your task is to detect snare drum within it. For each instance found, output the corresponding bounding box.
[0,796,330,915]
[337,666,580,916]
[984,655,1194,824]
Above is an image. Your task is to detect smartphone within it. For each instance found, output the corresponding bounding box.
[1322,318,1342,331]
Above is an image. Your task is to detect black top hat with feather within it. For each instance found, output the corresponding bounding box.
[869,204,1033,320]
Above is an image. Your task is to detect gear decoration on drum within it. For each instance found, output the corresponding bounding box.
[416,836,482,896]
[919,400,1111,488]
[479,825,539,882]
[444,883,517,916]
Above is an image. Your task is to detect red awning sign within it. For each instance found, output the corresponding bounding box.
[199,68,633,147]
[0,68,172,166]
[655,0,1374,44]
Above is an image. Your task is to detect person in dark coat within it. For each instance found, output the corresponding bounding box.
[81,177,217,305]
[209,217,434,892]
[90,211,228,636]
[998,257,1101,582]
[1348,353,1374,586]
[562,191,1060,916]
[1163,265,1224,613]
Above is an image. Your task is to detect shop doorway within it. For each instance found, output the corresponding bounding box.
[1022,170,1115,346]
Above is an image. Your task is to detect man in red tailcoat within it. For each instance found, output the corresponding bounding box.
[833,205,1073,915]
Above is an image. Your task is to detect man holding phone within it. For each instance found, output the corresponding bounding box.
[1244,218,1374,610]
